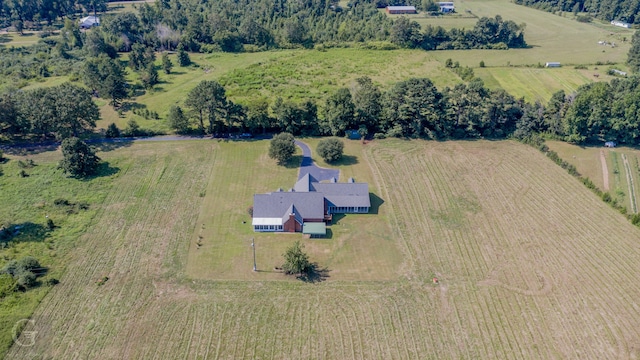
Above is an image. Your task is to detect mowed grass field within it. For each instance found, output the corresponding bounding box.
[549,140,640,213]
[8,139,640,359]
[419,0,634,67]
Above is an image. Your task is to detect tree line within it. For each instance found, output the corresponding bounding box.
[515,76,640,145]
[0,82,99,140]
[166,76,523,140]
[5,73,640,147]
[0,0,107,26]
[514,0,640,24]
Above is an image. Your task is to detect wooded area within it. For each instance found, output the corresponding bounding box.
[515,0,640,24]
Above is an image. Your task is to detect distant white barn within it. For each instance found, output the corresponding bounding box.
[611,20,631,29]
[437,2,455,13]
[545,62,561,68]
[79,16,100,29]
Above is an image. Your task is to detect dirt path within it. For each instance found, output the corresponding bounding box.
[601,149,610,191]
[622,154,637,213]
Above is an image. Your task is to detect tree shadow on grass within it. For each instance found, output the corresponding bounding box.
[1,142,59,156]
[89,139,134,152]
[0,222,49,245]
[79,162,119,181]
[283,155,303,169]
[328,154,358,166]
[297,263,330,283]
[369,192,384,215]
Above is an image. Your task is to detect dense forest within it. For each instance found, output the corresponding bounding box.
[514,0,640,24]
[0,0,526,52]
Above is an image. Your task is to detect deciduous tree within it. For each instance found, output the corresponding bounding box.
[59,137,101,177]
[269,132,296,165]
[317,138,344,163]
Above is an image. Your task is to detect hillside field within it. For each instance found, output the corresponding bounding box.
[6,139,640,359]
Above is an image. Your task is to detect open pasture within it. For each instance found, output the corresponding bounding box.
[423,0,632,66]
[548,140,640,214]
[476,66,616,103]
[7,139,640,359]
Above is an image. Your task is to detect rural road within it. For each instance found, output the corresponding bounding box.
[295,140,340,181]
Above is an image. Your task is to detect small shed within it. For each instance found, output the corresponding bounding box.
[386,6,417,14]
[346,130,361,140]
[79,16,100,29]
[605,141,617,148]
[545,62,561,68]
[303,222,326,238]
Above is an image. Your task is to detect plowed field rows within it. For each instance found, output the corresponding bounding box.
[8,140,640,359]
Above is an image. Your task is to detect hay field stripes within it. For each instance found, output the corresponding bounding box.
[8,140,640,359]
[476,67,597,103]
[622,154,638,213]
[364,140,640,358]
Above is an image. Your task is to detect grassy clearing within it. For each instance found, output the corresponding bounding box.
[6,139,640,358]
[0,32,41,47]
[0,149,117,355]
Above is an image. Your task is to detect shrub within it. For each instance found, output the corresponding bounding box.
[47,218,55,230]
[16,271,36,289]
[54,198,70,206]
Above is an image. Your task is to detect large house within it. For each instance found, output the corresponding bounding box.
[252,174,370,236]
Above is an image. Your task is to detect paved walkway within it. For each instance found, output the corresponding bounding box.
[295,140,340,181]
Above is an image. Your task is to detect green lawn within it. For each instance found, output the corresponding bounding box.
[186,139,402,281]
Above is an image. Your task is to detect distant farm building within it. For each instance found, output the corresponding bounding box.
[611,20,631,29]
[437,2,455,13]
[545,62,561,68]
[79,16,100,29]
[386,6,417,14]
[611,69,627,76]
[605,141,617,148]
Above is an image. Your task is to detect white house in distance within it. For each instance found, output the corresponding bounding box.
[79,16,100,29]
[437,2,455,13]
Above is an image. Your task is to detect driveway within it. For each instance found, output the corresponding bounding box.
[295,140,340,181]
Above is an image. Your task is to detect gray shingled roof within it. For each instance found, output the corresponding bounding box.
[253,192,325,220]
[312,183,371,208]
